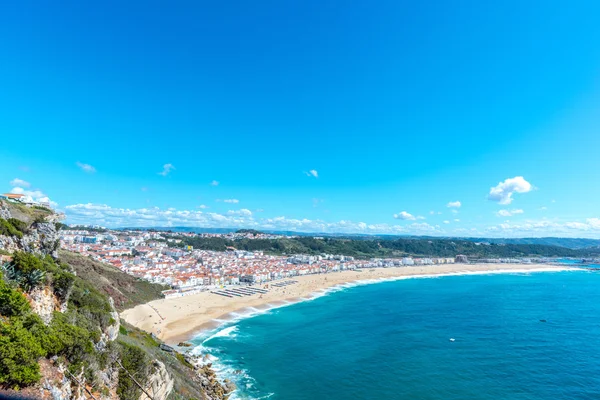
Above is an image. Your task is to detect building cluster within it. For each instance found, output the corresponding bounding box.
[60,228,469,298]
[1,193,52,209]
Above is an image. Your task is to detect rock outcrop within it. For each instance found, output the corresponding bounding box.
[106,298,121,342]
[140,360,174,400]
[195,363,234,400]
[0,202,11,220]
[37,359,73,400]
[0,202,60,258]
[28,286,60,324]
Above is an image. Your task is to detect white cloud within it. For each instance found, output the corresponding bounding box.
[496,209,524,217]
[488,176,532,205]
[304,170,318,178]
[454,219,460,222]
[198,205,208,209]
[158,164,175,176]
[484,218,600,238]
[63,203,446,234]
[587,218,600,229]
[447,201,461,208]
[10,178,30,188]
[210,180,219,186]
[394,211,416,220]
[76,162,96,173]
[223,199,239,204]
[539,206,547,211]
[60,202,600,239]
[227,209,252,217]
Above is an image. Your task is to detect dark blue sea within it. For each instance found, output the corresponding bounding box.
[191,269,600,399]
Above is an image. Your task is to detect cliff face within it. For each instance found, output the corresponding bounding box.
[140,361,174,400]
[0,200,231,400]
[0,201,60,258]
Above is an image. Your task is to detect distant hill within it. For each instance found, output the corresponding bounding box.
[459,237,600,249]
[175,234,590,259]
[120,226,600,250]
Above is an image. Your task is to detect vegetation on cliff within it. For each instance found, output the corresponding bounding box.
[0,201,231,399]
[58,250,168,311]
[0,217,29,238]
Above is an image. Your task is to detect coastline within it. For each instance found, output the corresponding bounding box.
[120,263,575,344]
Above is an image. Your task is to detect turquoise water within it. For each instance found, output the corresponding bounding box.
[193,270,600,399]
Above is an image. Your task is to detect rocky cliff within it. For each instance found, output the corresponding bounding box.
[0,200,231,400]
[0,201,60,258]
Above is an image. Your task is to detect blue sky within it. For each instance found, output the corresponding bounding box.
[1,1,600,237]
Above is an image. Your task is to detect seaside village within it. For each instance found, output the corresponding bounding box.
[60,227,467,299]
[0,192,533,300]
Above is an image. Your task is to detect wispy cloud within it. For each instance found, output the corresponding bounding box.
[223,199,239,204]
[304,170,318,178]
[393,211,424,221]
[488,176,532,205]
[496,209,524,217]
[76,162,96,173]
[158,163,175,176]
[447,201,461,208]
[227,209,252,217]
[63,203,443,234]
[198,204,209,209]
[210,180,219,186]
[60,202,600,238]
[10,178,30,188]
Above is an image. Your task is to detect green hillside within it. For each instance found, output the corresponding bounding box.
[58,250,168,311]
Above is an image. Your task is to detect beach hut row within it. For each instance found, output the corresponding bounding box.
[211,286,269,298]
[271,280,298,288]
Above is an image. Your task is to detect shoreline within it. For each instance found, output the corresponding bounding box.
[120,263,578,345]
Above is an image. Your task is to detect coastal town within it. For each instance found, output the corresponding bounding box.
[59,225,540,299]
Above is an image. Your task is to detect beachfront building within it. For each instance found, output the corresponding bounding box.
[402,257,415,266]
[455,255,469,263]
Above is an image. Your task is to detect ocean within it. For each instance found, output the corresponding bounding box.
[191,269,600,399]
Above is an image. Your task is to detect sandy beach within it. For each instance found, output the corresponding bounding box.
[120,263,570,344]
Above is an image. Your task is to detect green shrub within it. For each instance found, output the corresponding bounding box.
[49,312,94,363]
[0,320,45,389]
[68,279,113,330]
[0,280,30,317]
[0,219,24,239]
[11,252,43,275]
[21,313,60,357]
[117,342,151,400]
[8,218,29,234]
[52,270,75,301]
